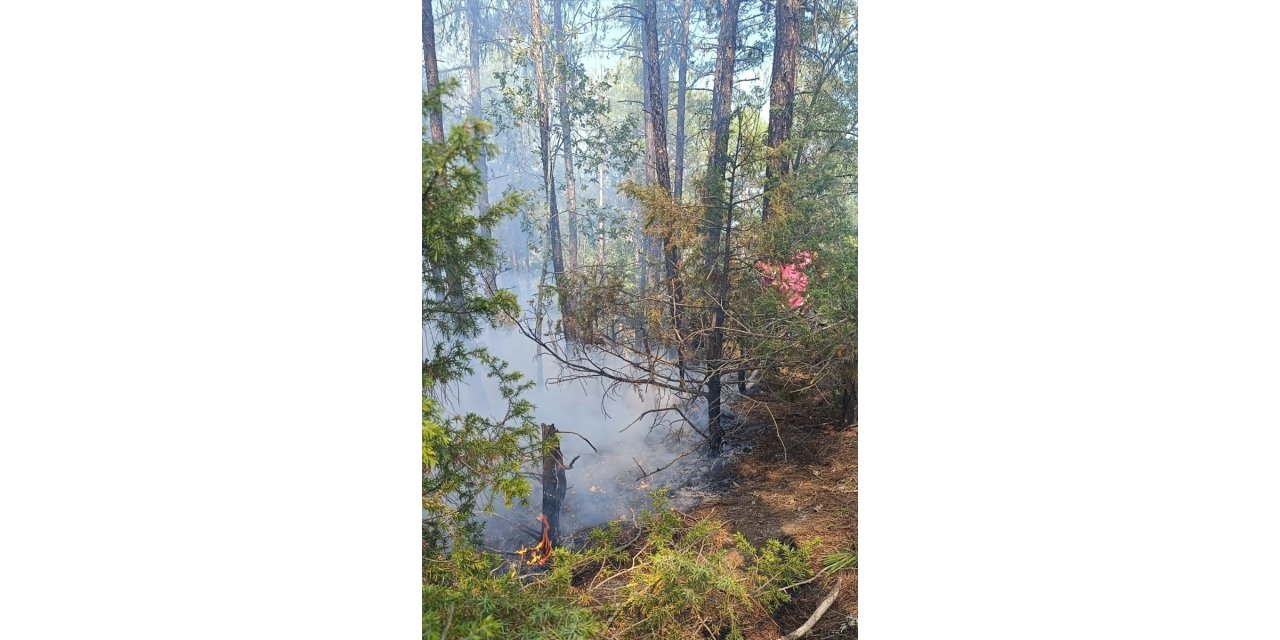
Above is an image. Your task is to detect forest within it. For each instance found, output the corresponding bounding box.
[423,0,856,636]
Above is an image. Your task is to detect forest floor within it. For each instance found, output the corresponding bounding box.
[688,390,858,639]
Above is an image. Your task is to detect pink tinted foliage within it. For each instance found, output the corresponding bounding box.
[754,251,819,309]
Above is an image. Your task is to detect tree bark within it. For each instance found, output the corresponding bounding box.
[702,0,738,269]
[423,0,444,142]
[659,0,672,167]
[762,0,801,225]
[705,177,734,452]
[700,0,740,453]
[641,0,670,194]
[540,424,567,548]
[531,0,565,293]
[636,15,658,296]
[642,0,683,370]
[673,0,691,203]
[597,163,606,283]
[468,0,496,292]
[553,0,579,271]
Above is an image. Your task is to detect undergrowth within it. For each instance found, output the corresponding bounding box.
[423,490,817,639]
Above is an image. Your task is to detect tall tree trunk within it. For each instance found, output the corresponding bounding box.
[762,0,801,225]
[642,0,682,368]
[705,184,734,452]
[531,0,565,296]
[553,0,579,271]
[534,238,550,385]
[636,22,660,296]
[673,0,691,203]
[423,0,444,142]
[702,0,738,269]
[597,163,606,283]
[659,1,672,163]
[468,0,496,292]
[702,0,740,452]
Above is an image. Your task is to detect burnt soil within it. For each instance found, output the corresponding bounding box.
[689,393,858,640]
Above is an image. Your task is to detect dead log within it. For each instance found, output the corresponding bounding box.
[778,576,843,640]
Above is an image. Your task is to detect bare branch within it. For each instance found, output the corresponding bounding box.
[634,449,695,481]
[779,577,843,640]
[555,430,599,453]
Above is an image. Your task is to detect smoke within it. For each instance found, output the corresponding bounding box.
[425,105,716,548]
[439,269,708,550]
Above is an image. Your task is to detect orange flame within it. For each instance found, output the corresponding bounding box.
[515,513,552,566]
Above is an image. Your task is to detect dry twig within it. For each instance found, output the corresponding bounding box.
[778,577,843,640]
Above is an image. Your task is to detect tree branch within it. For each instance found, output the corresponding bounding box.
[779,577,843,640]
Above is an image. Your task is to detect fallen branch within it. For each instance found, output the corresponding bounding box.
[779,577,843,640]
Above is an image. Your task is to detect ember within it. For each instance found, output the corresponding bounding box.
[515,513,553,566]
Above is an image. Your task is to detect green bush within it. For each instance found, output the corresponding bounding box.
[423,491,817,639]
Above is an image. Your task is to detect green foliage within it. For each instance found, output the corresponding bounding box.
[423,0,859,633]
[423,80,523,346]
[423,543,601,640]
[422,491,816,640]
[422,81,538,556]
[492,61,640,177]
[822,548,858,574]
[422,352,538,554]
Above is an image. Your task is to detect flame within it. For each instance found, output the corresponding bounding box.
[589,485,605,493]
[515,513,552,566]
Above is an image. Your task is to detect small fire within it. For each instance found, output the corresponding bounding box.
[515,513,552,566]
[589,485,605,494]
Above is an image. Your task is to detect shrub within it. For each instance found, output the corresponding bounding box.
[424,490,817,639]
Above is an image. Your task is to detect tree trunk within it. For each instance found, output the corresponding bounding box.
[534,241,550,385]
[659,0,672,166]
[700,0,740,453]
[636,17,658,296]
[841,350,858,426]
[705,180,735,453]
[423,0,444,143]
[702,0,738,269]
[641,0,670,196]
[597,163,606,283]
[468,0,496,292]
[642,0,682,370]
[762,0,801,225]
[673,0,691,203]
[531,0,565,296]
[540,424,567,548]
[553,0,579,271]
